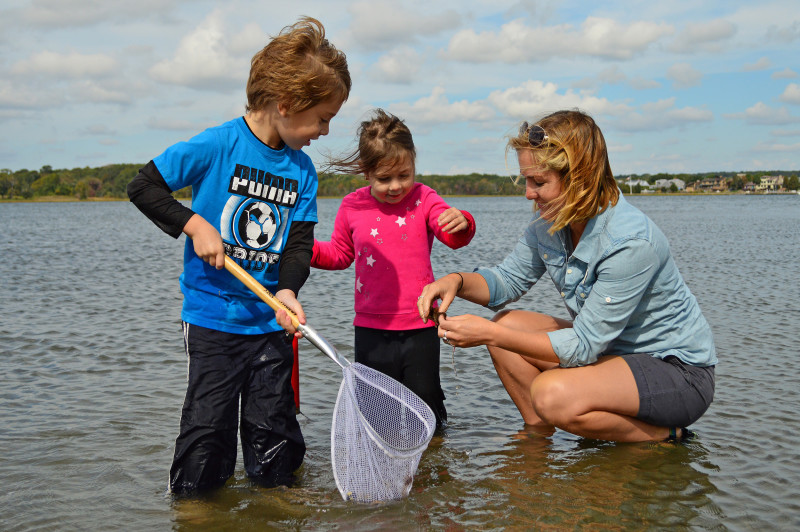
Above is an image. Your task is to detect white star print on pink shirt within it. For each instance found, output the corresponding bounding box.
[311,183,476,330]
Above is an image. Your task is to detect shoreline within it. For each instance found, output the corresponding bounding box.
[1,191,798,203]
[0,195,129,203]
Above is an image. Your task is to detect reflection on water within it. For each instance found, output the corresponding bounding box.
[1,194,800,530]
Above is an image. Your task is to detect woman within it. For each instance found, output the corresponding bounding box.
[417,110,716,442]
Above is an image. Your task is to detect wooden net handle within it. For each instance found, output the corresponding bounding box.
[223,255,300,329]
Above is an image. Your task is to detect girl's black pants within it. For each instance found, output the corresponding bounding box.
[354,325,447,428]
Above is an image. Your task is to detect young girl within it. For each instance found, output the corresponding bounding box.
[311,109,476,428]
[127,17,350,494]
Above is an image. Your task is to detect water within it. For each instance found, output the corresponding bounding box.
[1,194,799,531]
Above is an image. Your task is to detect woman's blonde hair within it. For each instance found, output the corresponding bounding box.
[509,109,619,233]
[325,109,415,175]
[246,17,351,114]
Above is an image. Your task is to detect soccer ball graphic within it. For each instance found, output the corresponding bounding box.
[239,202,276,248]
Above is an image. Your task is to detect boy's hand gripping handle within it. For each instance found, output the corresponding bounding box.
[223,256,349,368]
[224,256,299,327]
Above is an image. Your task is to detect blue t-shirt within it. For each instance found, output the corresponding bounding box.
[154,117,318,334]
[477,194,716,368]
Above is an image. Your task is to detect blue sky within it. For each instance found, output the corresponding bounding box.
[1,0,798,176]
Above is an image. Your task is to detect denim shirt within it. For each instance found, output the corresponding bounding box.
[476,194,716,368]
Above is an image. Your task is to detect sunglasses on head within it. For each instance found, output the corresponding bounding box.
[519,121,549,147]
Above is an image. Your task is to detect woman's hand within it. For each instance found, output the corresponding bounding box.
[417,273,462,323]
[274,289,306,339]
[437,313,495,348]
[183,214,226,269]
[437,207,469,234]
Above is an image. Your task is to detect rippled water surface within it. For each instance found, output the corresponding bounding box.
[2,194,799,531]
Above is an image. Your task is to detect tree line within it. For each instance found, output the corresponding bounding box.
[1,164,797,200]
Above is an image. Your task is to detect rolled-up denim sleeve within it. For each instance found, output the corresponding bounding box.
[548,238,659,367]
[475,227,547,311]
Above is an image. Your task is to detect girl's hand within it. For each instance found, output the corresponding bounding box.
[275,289,306,339]
[417,273,461,323]
[437,313,494,348]
[183,214,226,269]
[437,207,469,234]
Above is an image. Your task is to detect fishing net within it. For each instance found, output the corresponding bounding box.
[331,362,436,502]
[223,258,435,503]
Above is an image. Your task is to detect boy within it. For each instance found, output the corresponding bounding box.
[127,17,350,495]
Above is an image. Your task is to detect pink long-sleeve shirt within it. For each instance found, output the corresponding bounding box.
[312,183,476,330]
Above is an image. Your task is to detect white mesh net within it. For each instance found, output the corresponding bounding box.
[331,362,436,502]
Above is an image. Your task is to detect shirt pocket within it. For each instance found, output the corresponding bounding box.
[538,243,566,285]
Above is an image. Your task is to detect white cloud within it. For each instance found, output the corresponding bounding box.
[609,143,633,153]
[73,81,131,104]
[487,80,631,120]
[12,50,117,79]
[146,116,217,131]
[615,97,713,132]
[668,19,736,53]
[229,22,269,55]
[573,66,627,89]
[0,80,58,109]
[779,83,800,105]
[629,77,661,90]
[666,63,703,89]
[772,68,798,79]
[148,10,245,92]
[572,66,661,92]
[83,124,116,135]
[8,0,185,28]
[389,86,494,124]
[444,17,673,63]
[767,20,800,43]
[754,141,800,152]
[771,128,800,137]
[742,57,772,72]
[371,47,422,84]
[725,102,800,125]
[347,1,460,50]
[595,66,628,85]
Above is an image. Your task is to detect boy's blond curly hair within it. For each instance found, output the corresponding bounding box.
[246,17,350,114]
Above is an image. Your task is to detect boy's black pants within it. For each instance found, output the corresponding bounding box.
[170,322,305,495]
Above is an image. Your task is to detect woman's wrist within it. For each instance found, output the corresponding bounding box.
[451,272,464,293]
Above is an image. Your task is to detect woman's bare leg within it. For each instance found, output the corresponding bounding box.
[531,356,670,442]
[487,310,568,426]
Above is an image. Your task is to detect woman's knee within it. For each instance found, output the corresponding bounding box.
[530,372,575,425]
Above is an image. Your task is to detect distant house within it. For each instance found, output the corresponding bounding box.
[686,177,729,192]
[654,178,685,191]
[756,175,784,192]
[619,178,652,191]
[743,182,756,192]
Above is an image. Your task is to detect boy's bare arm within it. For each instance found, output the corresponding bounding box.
[183,214,226,269]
